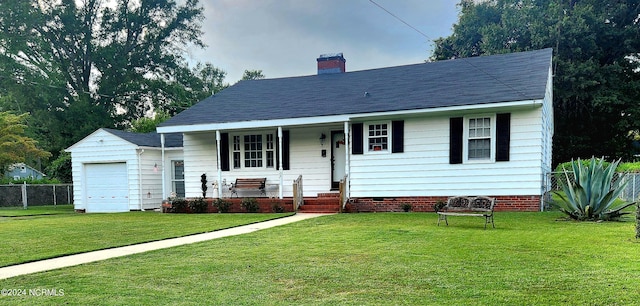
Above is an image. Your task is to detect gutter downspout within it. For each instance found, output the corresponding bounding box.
[137,149,145,211]
[161,134,166,199]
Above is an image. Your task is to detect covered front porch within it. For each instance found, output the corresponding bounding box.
[159,120,353,209]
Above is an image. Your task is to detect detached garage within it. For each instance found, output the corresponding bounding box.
[67,128,183,213]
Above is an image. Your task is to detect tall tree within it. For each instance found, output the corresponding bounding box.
[432,0,640,165]
[0,0,208,154]
[0,112,51,175]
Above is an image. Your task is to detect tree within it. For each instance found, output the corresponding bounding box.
[129,111,171,133]
[0,112,51,175]
[0,0,210,154]
[432,0,640,165]
[242,69,265,80]
[46,151,72,183]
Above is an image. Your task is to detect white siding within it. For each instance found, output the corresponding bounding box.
[179,101,551,200]
[350,107,547,197]
[68,129,139,211]
[68,129,183,211]
[287,126,334,195]
[182,132,217,198]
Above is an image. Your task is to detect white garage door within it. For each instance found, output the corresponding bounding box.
[85,163,129,212]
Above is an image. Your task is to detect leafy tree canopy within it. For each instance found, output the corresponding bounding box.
[0,0,213,155]
[129,111,171,133]
[0,112,51,175]
[432,0,640,165]
[242,69,265,80]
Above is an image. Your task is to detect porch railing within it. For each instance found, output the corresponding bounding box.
[339,174,349,211]
[293,175,303,211]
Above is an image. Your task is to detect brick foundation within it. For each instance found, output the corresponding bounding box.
[343,195,541,213]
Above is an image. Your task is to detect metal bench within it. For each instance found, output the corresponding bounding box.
[229,178,266,198]
[437,196,496,229]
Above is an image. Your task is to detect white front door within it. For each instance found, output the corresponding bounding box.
[331,131,346,189]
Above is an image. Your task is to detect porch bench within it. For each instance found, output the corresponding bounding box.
[437,196,496,229]
[230,178,266,198]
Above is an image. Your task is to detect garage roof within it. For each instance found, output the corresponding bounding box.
[103,129,182,148]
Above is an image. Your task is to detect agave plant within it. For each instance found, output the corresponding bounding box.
[554,157,636,221]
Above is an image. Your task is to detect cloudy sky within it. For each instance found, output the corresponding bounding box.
[186,0,461,83]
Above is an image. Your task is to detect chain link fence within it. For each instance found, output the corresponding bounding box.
[0,184,74,208]
[544,172,640,208]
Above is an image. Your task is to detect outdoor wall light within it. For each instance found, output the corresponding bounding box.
[319,133,326,146]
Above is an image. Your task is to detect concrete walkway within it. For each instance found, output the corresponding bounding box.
[0,213,329,280]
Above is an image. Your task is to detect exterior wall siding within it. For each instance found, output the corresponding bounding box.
[182,133,217,198]
[69,129,183,211]
[349,106,545,198]
[68,130,138,211]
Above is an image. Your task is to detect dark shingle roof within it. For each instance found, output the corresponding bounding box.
[103,129,182,148]
[160,49,552,127]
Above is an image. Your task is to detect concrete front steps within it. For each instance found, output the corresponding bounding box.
[298,193,341,213]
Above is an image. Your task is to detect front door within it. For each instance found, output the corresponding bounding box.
[331,131,346,189]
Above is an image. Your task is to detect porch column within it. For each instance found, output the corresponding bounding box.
[343,121,350,197]
[161,133,166,199]
[278,126,283,199]
[216,130,223,199]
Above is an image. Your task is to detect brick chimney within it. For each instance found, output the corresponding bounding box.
[317,53,346,74]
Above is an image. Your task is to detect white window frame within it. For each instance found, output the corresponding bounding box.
[230,132,276,169]
[463,114,496,163]
[172,160,185,197]
[365,121,391,154]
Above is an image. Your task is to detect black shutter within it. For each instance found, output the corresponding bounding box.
[496,113,511,162]
[391,120,404,153]
[352,123,364,155]
[449,117,463,164]
[282,130,290,170]
[220,133,230,171]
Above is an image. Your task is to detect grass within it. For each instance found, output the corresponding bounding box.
[1,212,639,305]
[0,211,291,267]
[0,205,75,217]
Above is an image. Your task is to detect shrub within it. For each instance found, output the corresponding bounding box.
[189,197,208,213]
[636,204,640,239]
[171,198,188,213]
[272,202,285,213]
[213,198,232,213]
[200,174,208,197]
[401,203,412,212]
[616,162,640,173]
[553,157,636,221]
[241,198,260,213]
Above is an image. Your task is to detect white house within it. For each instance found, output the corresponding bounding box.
[66,128,183,212]
[155,49,554,212]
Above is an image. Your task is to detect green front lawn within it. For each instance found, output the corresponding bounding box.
[1,212,639,305]
[0,212,291,267]
[0,205,75,217]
